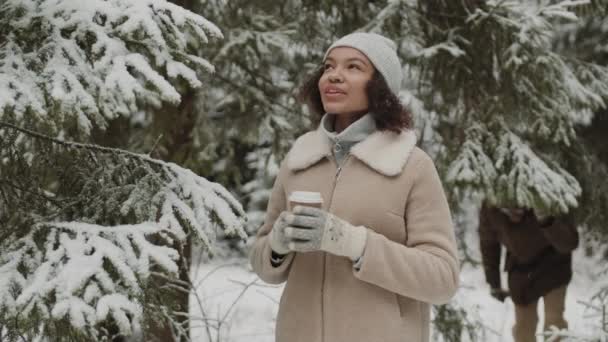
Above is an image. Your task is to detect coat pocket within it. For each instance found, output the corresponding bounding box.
[396,295,418,318]
[396,295,425,340]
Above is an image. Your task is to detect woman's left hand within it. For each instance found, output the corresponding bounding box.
[284,206,367,261]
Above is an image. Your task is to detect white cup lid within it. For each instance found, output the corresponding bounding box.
[289,191,323,203]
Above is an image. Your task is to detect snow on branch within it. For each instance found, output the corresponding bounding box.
[447,126,582,215]
[447,125,497,192]
[0,0,222,135]
[0,122,247,338]
[493,132,581,214]
[418,0,608,145]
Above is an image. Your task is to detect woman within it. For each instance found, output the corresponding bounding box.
[250,32,459,342]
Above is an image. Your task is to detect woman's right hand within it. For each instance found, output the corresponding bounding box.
[269,211,291,255]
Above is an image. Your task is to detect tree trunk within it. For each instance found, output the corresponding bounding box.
[148,89,197,342]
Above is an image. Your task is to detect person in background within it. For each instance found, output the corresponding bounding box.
[249,31,460,342]
[479,202,579,342]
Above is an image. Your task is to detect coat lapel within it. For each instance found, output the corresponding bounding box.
[287,128,418,177]
[351,129,418,176]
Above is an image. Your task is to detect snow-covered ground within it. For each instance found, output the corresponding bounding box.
[190,239,606,342]
[189,258,282,342]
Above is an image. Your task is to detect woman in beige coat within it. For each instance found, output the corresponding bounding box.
[249,32,460,342]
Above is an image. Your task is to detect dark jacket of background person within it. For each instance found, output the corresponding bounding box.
[478,203,579,305]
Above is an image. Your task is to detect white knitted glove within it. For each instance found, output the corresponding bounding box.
[269,211,291,255]
[285,206,367,261]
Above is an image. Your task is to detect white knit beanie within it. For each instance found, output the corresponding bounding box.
[324,32,402,96]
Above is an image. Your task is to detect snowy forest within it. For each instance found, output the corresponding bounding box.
[1,0,608,341]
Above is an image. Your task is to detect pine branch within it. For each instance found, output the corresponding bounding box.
[0,121,164,167]
[414,0,608,219]
[0,0,221,136]
[0,120,246,339]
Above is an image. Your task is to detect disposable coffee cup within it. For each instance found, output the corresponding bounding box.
[288,191,323,211]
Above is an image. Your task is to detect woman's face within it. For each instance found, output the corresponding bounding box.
[318,47,374,117]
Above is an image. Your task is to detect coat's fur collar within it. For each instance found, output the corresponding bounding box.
[286,128,418,177]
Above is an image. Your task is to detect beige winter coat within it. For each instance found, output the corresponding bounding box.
[250,127,460,342]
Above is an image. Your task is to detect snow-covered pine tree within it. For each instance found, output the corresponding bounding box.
[549,3,608,340]
[552,0,608,240]
[0,0,246,340]
[0,0,221,136]
[184,0,313,244]
[410,0,608,223]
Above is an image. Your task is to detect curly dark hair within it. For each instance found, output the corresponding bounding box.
[297,66,414,133]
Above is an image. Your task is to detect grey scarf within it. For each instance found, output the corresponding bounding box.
[320,113,377,167]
